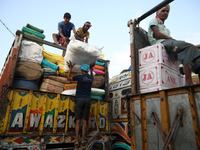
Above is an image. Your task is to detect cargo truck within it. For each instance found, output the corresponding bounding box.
[126,0,200,150]
[0,29,111,150]
[109,0,200,150]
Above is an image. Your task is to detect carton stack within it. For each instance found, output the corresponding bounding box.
[138,43,185,93]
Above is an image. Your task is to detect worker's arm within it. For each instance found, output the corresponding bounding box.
[66,60,75,81]
[73,28,76,35]
[90,63,95,76]
[151,25,174,40]
[59,29,69,42]
[85,37,88,43]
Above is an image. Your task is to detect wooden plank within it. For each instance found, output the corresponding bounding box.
[141,96,148,150]
[22,32,66,51]
[159,91,173,150]
[188,88,200,149]
[130,99,136,150]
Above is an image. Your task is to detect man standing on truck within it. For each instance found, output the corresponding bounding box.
[148,4,200,85]
[66,61,94,150]
[75,22,92,43]
[52,12,76,57]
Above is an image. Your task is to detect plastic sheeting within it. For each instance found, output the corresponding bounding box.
[18,40,43,64]
[64,36,102,73]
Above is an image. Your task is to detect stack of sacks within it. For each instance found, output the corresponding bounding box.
[61,81,78,96]
[40,76,71,94]
[92,60,105,88]
[62,87,105,101]
[40,49,77,93]
[93,61,105,76]
[64,36,102,73]
[22,24,45,46]
[42,49,61,78]
[91,88,105,100]
[14,39,44,90]
[14,24,46,90]
[42,49,77,78]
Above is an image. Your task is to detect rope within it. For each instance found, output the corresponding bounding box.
[0,19,15,37]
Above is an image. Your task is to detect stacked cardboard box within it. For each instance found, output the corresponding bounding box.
[138,43,185,93]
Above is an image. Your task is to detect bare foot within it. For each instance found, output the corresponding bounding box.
[53,42,58,44]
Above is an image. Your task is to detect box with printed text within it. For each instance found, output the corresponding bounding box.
[139,63,181,90]
[139,43,180,71]
[140,85,169,94]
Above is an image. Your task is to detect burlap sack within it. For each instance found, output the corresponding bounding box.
[92,75,105,88]
[15,61,42,81]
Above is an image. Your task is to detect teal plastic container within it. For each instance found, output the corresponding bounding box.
[42,59,59,71]
[96,61,105,66]
[22,26,45,39]
[26,24,44,33]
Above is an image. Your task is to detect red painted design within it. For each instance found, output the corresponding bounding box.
[14,137,24,144]
[55,136,62,142]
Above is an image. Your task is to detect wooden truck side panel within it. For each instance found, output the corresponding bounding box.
[129,86,200,150]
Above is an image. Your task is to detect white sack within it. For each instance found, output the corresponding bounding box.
[18,40,43,64]
[62,89,76,96]
[64,36,102,73]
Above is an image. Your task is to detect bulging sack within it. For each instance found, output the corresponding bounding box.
[18,40,43,64]
[64,36,102,73]
[15,61,43,81]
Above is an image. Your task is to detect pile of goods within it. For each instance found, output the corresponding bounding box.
[13,25,106,100]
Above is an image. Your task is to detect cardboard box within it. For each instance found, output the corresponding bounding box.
[140,85,169,94]
[40,79,65,93]
[139,43,180,71]
[139,64,181,89]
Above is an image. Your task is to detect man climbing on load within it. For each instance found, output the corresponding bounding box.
[66,60,95,150]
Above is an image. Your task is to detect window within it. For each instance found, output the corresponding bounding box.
[121,88,131,96]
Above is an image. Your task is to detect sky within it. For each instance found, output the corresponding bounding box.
[0,0,200,78]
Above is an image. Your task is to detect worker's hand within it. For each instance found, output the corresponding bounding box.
[63,37,69,42]
[90,62,95,70]
[67,60,75,69]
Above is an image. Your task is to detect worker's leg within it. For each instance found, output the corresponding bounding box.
[74,100,83,145]
[185,64,194,86]
[62,40,70,57]
[81,99,91,144]
[81,119,87,144]
[75,119,80,144]
[52,33,59,44]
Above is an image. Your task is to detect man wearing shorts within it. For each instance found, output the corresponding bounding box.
[66,61,94,150]
[52,12,76,57]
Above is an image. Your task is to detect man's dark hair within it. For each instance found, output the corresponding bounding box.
[64,13,71,19]
[86,21,91,24]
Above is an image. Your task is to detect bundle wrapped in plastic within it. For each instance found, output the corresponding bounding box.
[18,40,43,64]
[64,36,103,73]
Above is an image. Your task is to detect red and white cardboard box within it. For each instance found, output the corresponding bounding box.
[140,85,169,94]
[139,64,181,89]
[139,43,180,71]
[179,75,185,87]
